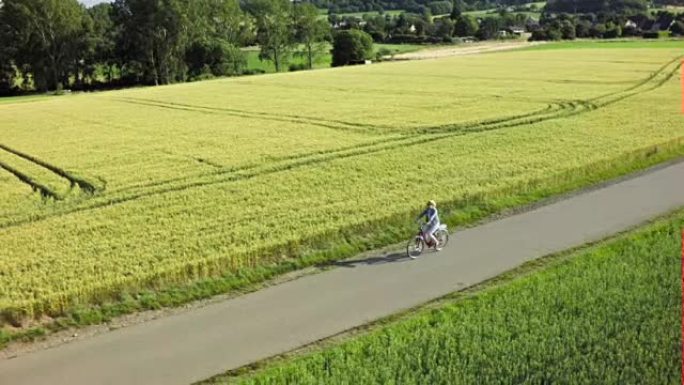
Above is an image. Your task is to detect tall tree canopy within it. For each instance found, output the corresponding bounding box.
[245,0,295,72]
[294,2,331,69]
[2,0,86,91]
[545,0,648,14]
[112,0,188,85]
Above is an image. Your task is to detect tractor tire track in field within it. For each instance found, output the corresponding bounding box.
[76,101,568,198]
[0,144,98,194]
[0,56,680,230]
[0,161,61,200]
[112,97,385,134]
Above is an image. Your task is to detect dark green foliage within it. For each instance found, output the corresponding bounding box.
[185,40,246,79]
[545,0,648,14]
[671,20,684,35]
[0,5,16,94]
[454,15,479,36]
[331,29,374,67]
[294,3,331,69]
[224,213,684,385]
[560,19,576,39]
[112,0,189,85]
[245,0,295,72]
[433,16,455,39]
[476,17,502,40]
[427,1,452,15]
[1,0,87,91]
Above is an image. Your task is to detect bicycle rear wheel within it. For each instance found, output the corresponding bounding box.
[435,229,449,249]
[406,237,424,259]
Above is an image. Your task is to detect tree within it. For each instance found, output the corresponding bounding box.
[186,0,254,46]
[88,3,118,83]
[433,16,455,40]
[560,19,576,39]
[574,19,592,37]
[428,1,452,15]
[244,0,294,72]
[451,0,465,19]
[331,29,373,67]
[183,0,252,78]
[0,2,17,93]
[476,17,501,40]
[294,2,330,69]
[112,0,188,85]
[603,21,622,38]
[671,20,684,36]
[454,15,479,37]
[185,39,245,78]
[0,41,13,92]
[545,0,648,14]
[363,14,389,41]
[589,23,607,37]
[2,0,86,91]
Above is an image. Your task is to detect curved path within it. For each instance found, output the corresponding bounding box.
[2,160,684,385]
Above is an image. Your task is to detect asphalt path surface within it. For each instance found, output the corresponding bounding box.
[2,160,683,385]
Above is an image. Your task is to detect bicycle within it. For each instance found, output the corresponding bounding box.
[406,223,449,259]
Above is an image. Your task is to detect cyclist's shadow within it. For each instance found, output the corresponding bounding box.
[324,252,409,268]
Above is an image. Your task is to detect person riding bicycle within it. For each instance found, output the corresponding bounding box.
[416,200,441,250]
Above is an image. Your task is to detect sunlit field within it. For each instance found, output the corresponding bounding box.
[1,43,682,323]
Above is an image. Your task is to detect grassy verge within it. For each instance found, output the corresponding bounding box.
[204,210,683,385]
[1,139,682,350]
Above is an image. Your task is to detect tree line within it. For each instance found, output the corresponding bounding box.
[0,0,331,94]
[311,0,537,15]
[531,5,684,40]
[332,1,540,44]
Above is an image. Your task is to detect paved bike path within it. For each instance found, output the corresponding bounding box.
[2,161,684,385]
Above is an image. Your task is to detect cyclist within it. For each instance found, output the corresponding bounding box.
[416,200,441,250]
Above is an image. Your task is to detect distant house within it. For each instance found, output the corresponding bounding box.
[348,59,372,65]
[499,26,525,38]
[508,26,526,36]
[624,20,637,29]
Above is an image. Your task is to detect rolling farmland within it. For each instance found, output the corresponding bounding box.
[1,43,683,325]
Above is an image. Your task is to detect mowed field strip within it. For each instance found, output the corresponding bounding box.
[0,44,683,324]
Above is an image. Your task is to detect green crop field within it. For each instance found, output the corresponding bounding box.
[209,211,683,385]
[242,43,423,73]
[0,43,683,326]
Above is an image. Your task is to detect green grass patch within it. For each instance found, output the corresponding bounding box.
[242,43,423,73]
[207,210,684,385]
[526,39,684,50]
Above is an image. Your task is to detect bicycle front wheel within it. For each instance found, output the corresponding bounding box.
[406,236,424,259]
